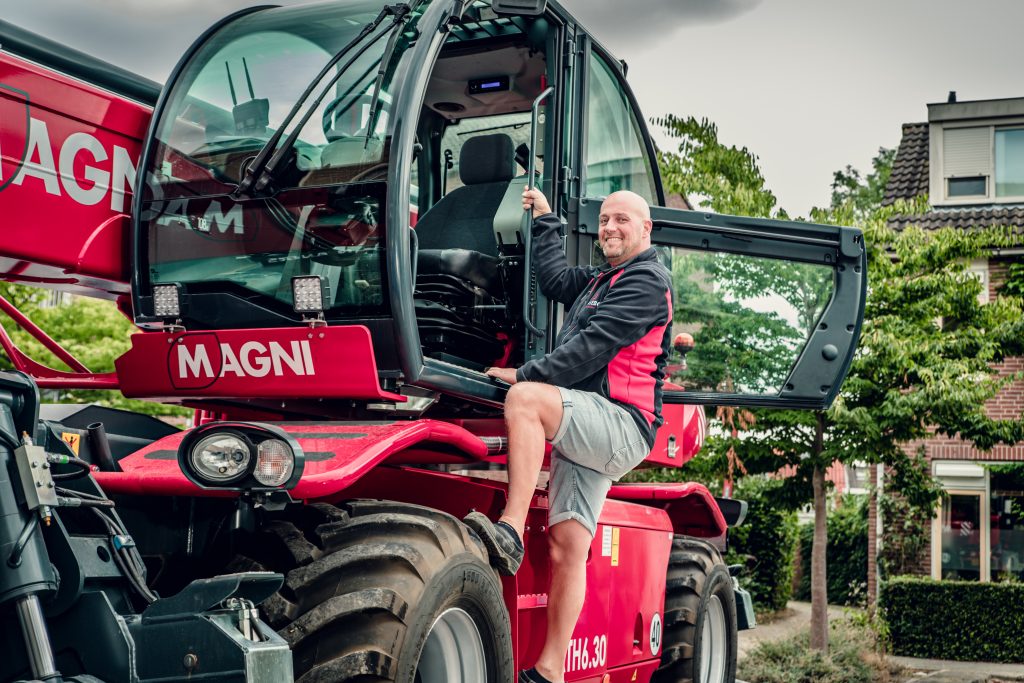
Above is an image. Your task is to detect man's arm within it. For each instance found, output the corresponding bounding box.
[531,213,595,304]
[522,187,594,305]
[515,265,671,385]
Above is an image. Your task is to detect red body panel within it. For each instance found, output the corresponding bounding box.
[115,325,404,402]
[0,52,148,296]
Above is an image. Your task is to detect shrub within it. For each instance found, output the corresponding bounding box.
[725,476,799,613]
[738,614,899,683]
[880,577,1024,663]
[795,495,869,605]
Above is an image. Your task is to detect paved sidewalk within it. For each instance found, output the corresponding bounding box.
[895,656,1024,682]
[737,601,1024,683]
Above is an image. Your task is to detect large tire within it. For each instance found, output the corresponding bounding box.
[231,500,514,683]
[652,537,738,683]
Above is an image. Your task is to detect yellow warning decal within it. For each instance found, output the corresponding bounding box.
[611,527,620,567]
[61,432,81,455]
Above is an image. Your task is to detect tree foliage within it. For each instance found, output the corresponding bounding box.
[656,114,782,218]
[0,282,187,417]
[830,147,895,220]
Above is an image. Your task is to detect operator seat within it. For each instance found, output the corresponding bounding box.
[413,133,519,368]
[414,133,515,256]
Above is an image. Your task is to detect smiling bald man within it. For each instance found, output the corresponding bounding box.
[464,188,673,683]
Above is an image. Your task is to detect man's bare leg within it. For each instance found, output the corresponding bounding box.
[497,382,565,536]
[533,519,592,683]
[498,381,564,539]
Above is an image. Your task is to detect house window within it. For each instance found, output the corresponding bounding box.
[947,176,986,197]
[940,124,1024,202]
[938,491,983,580]
[990,466,1024,582]
[932,461,1024,583]
[995,128,1024,197]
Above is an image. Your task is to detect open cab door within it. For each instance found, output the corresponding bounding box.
[570,36,866,411]
[576,200,866,409]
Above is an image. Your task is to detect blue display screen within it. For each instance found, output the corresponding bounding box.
[468,75,510,94]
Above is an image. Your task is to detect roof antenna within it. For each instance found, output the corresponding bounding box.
[225,62,238,106]
[243,57,256,101]
[947,90,957,103]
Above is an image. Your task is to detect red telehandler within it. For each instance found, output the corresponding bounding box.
[0,2,866,682]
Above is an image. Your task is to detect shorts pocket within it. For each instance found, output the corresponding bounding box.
[604,439,647,479]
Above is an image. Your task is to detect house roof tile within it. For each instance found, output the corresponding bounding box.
[883,121,1024,236]
[883,122,929,206]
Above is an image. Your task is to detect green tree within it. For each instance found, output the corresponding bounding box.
[830,147,895,220]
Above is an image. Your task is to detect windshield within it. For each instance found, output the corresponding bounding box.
[147,0,424,194]
[137,1,432,326]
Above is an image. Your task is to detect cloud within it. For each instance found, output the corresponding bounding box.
[560,0,762,45]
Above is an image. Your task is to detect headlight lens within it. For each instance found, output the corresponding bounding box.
[190,432,251,483]
[253,439,295,487]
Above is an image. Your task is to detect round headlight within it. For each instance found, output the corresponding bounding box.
[190,432,251,483]
[253,439,295,487]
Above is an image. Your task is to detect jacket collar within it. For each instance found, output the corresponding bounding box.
[599,246,659,274]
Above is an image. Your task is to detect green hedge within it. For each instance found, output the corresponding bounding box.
[725,476,799,613]
[795,495,868,605]
[880,577,1024,663]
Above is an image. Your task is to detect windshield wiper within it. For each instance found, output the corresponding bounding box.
[362,6,412,153]
[235,4,411,198]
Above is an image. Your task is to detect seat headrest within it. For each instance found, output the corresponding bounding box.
[460,134,515,186]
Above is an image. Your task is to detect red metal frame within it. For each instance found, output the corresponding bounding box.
[0,294,119,388]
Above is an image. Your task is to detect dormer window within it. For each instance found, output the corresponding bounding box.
[936,123,1024,204]
[995,128,1024,197]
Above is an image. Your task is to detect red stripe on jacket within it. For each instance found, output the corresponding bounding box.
[606,279,671,425]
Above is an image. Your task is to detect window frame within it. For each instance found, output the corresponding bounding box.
[929,460,1024,583]
[576,37,665,207]
[932,120,1024,206]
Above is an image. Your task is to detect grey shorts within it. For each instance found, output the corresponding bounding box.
[547,387,650,536]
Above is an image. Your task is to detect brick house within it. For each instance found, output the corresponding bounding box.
[866,94,1024,601]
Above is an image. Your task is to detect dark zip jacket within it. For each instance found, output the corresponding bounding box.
[515,213,673,449]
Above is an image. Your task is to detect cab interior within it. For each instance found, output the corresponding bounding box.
[411,8,557,371]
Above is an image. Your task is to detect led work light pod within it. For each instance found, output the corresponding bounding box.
[178,422,304,491]
[153,283,182,318]
[291,275,330,314]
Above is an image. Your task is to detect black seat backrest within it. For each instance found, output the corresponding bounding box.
[414,133,516,257]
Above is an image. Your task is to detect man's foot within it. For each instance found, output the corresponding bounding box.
[463,511,524,575]
[519,668,555,683]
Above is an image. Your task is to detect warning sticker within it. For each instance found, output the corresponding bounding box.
[611,527,620,567]
[601,526,612,556]
[61,432,81,455]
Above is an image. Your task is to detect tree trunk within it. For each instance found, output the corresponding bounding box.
[809,413,829,652]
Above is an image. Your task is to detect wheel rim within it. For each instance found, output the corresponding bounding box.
[416,607,487,682]
[698,594,727,683]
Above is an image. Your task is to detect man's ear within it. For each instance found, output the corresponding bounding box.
[643,219,653,237]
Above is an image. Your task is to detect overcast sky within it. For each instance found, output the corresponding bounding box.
[4,0,1023,216]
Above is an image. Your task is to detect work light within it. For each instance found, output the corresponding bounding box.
[153,283,182,318]
[291,276,329,314]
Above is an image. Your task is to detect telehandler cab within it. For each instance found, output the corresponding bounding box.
[0,1,867,681]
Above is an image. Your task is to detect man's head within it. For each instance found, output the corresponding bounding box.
[598,191,653,266]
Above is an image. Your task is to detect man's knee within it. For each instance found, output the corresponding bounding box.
[548,520,592,567]
[506,382,563,431]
